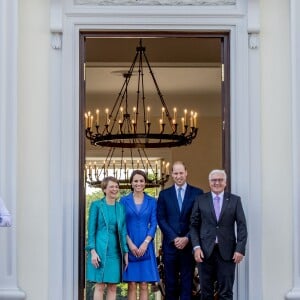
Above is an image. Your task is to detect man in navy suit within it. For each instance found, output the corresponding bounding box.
[190,169,247,300]
[157,161,203,300]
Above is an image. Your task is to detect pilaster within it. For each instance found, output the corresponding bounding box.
[0,0,26,299]
[285,1,300,298]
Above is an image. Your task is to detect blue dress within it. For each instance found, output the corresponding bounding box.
[121,193,160,282]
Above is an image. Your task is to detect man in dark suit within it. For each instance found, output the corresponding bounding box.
[190,169,247,300]
[157,161,203,300]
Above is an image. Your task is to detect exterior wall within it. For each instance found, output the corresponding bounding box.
[1,0,298,299]
[18,0,50,299]
[261,0,293,298]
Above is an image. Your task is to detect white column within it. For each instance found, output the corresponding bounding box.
[285,1,300,298]
[0,0,26,299]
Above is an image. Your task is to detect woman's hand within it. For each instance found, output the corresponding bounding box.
[124,253,128,270]
[137,239,149,257]
[91,249,101,268]
[129,242,139,257]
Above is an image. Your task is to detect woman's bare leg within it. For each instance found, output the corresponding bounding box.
[127,282,137,300]
[93,283,105,300]
[139,282,149,300]
[106,284,117,300]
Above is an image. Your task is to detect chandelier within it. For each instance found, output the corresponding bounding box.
[85,39,198,188]
[85,149,170,189]
[85,40,198,149]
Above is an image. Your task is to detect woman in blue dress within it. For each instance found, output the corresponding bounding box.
[121,170,160,300]
[86,176,128,300]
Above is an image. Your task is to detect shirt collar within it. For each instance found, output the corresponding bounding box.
[211,191,224,199]
[175,183,187,192]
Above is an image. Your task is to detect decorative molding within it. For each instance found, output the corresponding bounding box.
[51,32,63,49]
[247,0,260,33]
[49,2,260,300]
[74,0,236,5]
[50,0,63,35]
[248,33,259,49]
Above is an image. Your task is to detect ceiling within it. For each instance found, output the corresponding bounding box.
[85,37,222,117]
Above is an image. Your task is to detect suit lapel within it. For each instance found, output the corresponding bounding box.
[181,185,191,213]
[99,199,108,226]
[172,186,182,213]
[208,193,217,221]
[126,194,139,216]
[219,192,230,221]
[126,193,149,216]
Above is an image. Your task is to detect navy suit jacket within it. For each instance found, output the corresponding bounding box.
[157,184,203,254]
[190,192,248,261]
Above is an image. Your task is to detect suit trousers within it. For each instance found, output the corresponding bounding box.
[163,248,195,300]
[198,244,236,300]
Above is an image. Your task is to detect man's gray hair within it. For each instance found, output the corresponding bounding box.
[208,169,227,181]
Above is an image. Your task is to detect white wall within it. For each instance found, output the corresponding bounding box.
[261,0,293,299]
[18,0,50,298]
[12,0,296,299]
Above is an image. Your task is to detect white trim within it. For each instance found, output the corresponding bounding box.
[285,1,300,298]
[49,1,261,299]
[0,0,26,299]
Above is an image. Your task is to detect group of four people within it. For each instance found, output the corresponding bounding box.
[86,161,247,300]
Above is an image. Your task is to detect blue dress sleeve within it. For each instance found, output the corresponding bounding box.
[147,196,158,238]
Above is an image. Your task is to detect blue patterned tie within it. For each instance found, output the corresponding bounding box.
[177,187,183,211]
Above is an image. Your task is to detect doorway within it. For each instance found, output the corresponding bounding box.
[79,32,230,299]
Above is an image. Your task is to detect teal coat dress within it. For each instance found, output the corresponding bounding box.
[86,198,128,283]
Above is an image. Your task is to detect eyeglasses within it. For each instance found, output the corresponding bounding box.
[210,178,225,183]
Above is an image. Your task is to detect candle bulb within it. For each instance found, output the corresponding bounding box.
[94,162,97,179]
[90,115,94,129]
[120,107,123,120]
[105,108,109,125]
[190,111,194,127]
[87,111,91,128]
[173,107,177,121]
[85,113,88,129]
[181,117,185,133]
[166,162,170,175]
[96,109,99,126]
[146,106,150,123]
[161,107,165,123]
[194,112,198,128]
[133,107,136,122]
[89,162,92,177]
[160,119,163,131]
[184,109,187,125]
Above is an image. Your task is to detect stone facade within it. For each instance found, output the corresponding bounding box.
[75,0,235,6]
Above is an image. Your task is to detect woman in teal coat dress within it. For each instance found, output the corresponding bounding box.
[86,176,128,300]
[121,170,160,300]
